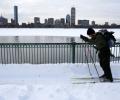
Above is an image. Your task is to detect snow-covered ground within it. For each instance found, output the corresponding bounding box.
[0,63,120,100]
[0,28,120,100]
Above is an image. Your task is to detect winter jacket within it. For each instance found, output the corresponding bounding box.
[81,32,108,50]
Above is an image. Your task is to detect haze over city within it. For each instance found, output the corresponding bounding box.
[0,0,120,24]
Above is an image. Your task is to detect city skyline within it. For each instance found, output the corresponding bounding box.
[0,0,120,24]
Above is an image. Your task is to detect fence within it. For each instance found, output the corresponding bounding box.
[0,43,120,64]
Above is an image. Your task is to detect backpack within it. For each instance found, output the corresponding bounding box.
[98,29,116,48]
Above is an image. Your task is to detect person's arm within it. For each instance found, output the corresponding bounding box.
[80,35,94,43]
[80,35,97,52]
[80,35,89,42]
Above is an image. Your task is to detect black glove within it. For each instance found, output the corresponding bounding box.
[80,35,89,41]
[80,35,84,39]
[80,35,86,40]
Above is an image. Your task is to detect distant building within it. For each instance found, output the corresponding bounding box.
[0,15,8,26]
[11,18,15,24]
[78,20,89,27]
[71,7,76,27]
[55,19,61,27]
[104,22,109,26]
[47,18,54,26]
[14,6,18,25]
[111,23,117,27]
[66,14,71,27]
[91,21,95,26]
[34,17,40,27]
[34,17,40,24]
[54,18,65,28]
[44,19,48,25]
[21,23,27,27]
[60,18,65,26]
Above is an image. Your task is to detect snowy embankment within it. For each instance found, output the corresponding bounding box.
[0,63,120,100]
[0,28,120,100]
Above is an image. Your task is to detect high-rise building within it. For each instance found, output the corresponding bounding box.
[34,17,40,27]
[55,19,61,27]
[47,18,54,26]
[66,14,70,27]
[60,18,65,26]
[34,17,40,24]
[71,7,76,27]
[14,6,18,25]
[91,21,95,26]
[78,20,89,27]
[105,22,109,26]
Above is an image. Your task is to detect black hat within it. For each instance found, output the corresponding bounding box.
[87,28,95,35]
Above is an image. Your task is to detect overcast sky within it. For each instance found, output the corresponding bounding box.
[0,0,120,24]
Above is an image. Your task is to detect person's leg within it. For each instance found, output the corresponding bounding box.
[98,52,106,77]
[102,53,113,81]
[99,49,113,81]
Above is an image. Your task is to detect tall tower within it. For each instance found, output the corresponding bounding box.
[14,6,18,25]
[66,14,71,27]
[71,7,76,27]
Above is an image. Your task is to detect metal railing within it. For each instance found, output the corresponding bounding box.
[0,43,120,64]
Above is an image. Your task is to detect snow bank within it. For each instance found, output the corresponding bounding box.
[0,63,120,100]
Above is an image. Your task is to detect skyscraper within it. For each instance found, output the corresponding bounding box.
[71,7,76,27]
[66,14,71,27]
[14,6,18,25]
[34,17,40,27]
[34,17,40,24]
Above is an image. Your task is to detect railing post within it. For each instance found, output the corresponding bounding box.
[72,41,76,63]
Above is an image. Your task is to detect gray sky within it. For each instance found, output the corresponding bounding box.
[0,0,120,24]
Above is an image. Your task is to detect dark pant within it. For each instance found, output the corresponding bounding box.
[98,47,113,81]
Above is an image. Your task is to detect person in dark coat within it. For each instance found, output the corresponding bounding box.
[80,28,113,82]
